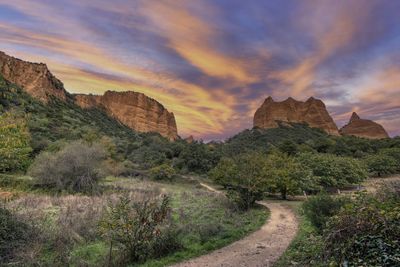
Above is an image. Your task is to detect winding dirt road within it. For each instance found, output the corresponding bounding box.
[172,184,298,267]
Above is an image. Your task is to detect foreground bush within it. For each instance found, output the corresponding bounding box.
[99,194,178,264]
[302,193,350,232]
[324,182,400,266]
[0,207,32,262]
[28,141,106,193]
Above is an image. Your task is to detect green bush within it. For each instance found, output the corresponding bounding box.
[98,194,174,263]
[302,193,350,232]
[0,112,32,172]
[323,182,400,266]
[298,153,368,188]
[0,207,32,262]
[28,140,107,193]
[150,164,176,181]
[364,154,398,177]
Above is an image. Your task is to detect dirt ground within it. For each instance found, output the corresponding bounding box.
[172,184,298,267]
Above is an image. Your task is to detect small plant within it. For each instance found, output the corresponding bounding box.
[98,194,173,264]
[0,207,32,262]
[302,193,349,232]
[149,163,176,181]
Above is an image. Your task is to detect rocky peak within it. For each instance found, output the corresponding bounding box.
[254,96,339,135]
[0,51,67,102]
[74,91,178,140]
[340,113,389,139]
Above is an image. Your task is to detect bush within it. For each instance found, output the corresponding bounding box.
[298,153,368,188]
[0,207,32,262]
[28,140,106,193]
[150,164,176,181]
[323,182,400,266]
[98,194,173,263]
[364,154,398,177]
[302,193,350,232]
[0,112,32,172]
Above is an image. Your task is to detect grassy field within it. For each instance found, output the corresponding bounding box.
[1,176,268,266]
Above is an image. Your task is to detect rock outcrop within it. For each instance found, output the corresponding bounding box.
[254,96,339,135]
[339,112,389,139]
[74,91,178,140]
[0,51,67,102]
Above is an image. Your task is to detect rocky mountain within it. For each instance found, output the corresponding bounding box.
[254,96,339,135]
[339,112,389,139]
[74,92,178,140]
[0,51,67,102]
[0,51,178,140]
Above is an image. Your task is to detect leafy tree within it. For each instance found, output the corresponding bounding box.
[265,152,315,199]
[380,147,400,172]
[177,142,220,173]
[0,112,32,172]
[298,153,368,188]
[278,140,299,156]
[150,164,176,181]
[209,152,269,210]
[364,154,397,177]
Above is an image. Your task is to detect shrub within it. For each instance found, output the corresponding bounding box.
[28,140,106,193]
[0,112,32,172]
[98,194,173,263]
[323,183,400,266]
[302,193,350,232]
[209,153,269,210]
[298,153,368,188]
[150,164,176,181]
[364,154,397,177]
[380,148,400,172]
[0,207,32,262]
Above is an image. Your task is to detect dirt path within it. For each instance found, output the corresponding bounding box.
[172,183,298,267]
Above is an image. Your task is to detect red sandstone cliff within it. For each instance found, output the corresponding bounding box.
[339,112,389,139]
[0,51,67,102]
[253,96,339,135]
[74,92,178,140]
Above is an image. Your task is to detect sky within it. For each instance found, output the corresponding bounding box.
[0,0,399,140]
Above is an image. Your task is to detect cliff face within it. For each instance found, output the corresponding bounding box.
[74,91,178,140]
[254,96,339,135]
[0,51,67,102]
[339,112,389,139]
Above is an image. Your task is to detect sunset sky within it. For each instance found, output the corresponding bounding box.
[0,0,399,139]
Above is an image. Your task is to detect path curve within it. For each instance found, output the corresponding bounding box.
[172,183,298,267]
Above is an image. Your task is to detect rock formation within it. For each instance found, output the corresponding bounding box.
[339,112,389,139]
[0,51,67,102]
[74,91,178,140]
[254,96,339,135]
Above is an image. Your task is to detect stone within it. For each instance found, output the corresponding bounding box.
[0,51,67,102]
[339,112,389,139]
[74,91,178,140]
[253,96,339,135]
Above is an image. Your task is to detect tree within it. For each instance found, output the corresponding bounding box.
[298,153,368,188]
[380,148,400,172]
[28,140,106,193]
[364,154,397,177]
[209,152,269,210]
[265,152,315,199]
[0,112,32,172]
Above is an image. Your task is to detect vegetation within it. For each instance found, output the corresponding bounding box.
[0,111,32,172]
[28,141,107,193]
[150,164,176,181]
